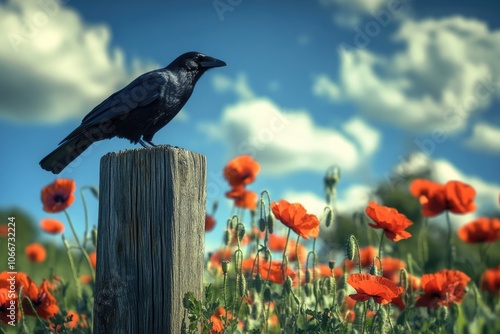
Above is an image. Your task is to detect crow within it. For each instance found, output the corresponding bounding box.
[40,51,226,174]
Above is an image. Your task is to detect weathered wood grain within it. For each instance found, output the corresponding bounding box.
[93,145,206,333]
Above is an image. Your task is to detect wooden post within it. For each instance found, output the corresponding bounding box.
[93,146,206,333]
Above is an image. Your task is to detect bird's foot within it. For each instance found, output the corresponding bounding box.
[138,139,149,148]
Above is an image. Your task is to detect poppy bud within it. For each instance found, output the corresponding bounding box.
[263,286,272,302]
[259,218,266,232]
[284,276,293,294]
[347,235,358,261]
[437,306,448,322]
[399,269,408,291]
[325,208,334,228]
[267,213,274,234]
[254,273,262,293]
[239,275,247,297]
[237,224,246,243]
[328,260,336,270]
[221,260,230,274]
[224,230,231,246]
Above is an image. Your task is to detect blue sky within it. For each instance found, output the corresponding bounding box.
[0,0,499,252]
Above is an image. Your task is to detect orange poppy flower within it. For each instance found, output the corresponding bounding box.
[344,246,377,272]
[41,179,76,213]
[261,261,297,284]
[208,306,233,333]
[243,258,297,285]
[205,215,216,232]
[40,218,65,234]
[80,274,93,285]
[409,179,476,217]
[268,233,308,263]
[25,243,47,263]
[457,217,500,244]
[22,279,59,320]
[89,252,97,269]
[416,269,470,308]
[0,225,7,237]
[365,202,413,242]
[271,200,320,240]
[481,265,500,295]
[347,273,404,305]
[223,155,260,187]
[226,187,257,210]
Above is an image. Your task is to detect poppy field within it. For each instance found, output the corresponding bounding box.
[1,155,500,333]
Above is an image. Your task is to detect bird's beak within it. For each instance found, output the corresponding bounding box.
[199,56,227,68]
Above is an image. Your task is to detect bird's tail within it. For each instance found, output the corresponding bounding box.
[40,136,94,174]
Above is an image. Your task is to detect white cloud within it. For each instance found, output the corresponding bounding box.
[319,0,406,27]
[316,16,500,134]
[313,75,341,102]
[465,122,500,153]
[0,0,154,123]
[343,117,381,155]
[204,75,381,175]
[212,73,254,100]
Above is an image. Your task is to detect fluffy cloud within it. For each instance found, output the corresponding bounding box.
[315,16,500,134]
[465,122,500,153]
[319,0,406,27]
[0,0,154,123]
[204,75,381,175]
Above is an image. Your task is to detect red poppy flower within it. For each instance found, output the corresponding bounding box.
[268,233,308,263]
[347,273,404,305]
[226,187,257,210]
[205,215,216,232]
[223,155,260,187]
[271,200,320,240]
[25,243,47,263]
[22,279,59,320]
[208,307,233,333]
[344,246,377,272]
[243,258,297,285]
[41,179,76,213]
[416,269,470,308]
[410,179,476,217]
[40,218,65,234]
[260,260,297,284]
[481,265,500,295]
[0,225,7,238]
[89,252,97,269]
[80,274,93,285]
[365,202,413,242]
[457,217,500,244]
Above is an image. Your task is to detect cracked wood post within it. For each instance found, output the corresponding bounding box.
[93,146,206,333]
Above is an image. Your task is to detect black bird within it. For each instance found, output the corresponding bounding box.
[40,51,226,174]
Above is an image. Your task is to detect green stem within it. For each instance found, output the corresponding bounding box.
[378,232,385,272]
[445,211,453,269]
[64,210,95,280]
[281,229,292,280]
[295,235,302,301]
[62,234,82,299]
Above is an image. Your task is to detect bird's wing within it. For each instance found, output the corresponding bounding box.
[59,70,168,144]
